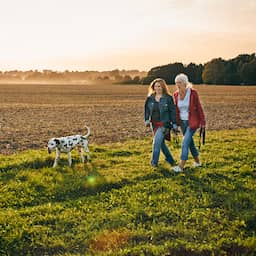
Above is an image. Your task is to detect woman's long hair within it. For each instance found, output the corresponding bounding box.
[148,78,171,97]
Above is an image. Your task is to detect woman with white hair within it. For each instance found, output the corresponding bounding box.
[172,73,206,172]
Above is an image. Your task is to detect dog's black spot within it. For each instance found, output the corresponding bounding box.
[54,139,60,145]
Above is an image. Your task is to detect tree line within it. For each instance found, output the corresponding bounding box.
[0,53,255,85]
[142,53,256,85]
[0,69,146,83]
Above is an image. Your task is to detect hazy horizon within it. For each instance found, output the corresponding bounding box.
[1,0,255,71]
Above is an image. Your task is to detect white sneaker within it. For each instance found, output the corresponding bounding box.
[172,166,183,172]
[193,162,202,167]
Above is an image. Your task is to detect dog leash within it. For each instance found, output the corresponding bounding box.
[198,127,206,150]
[170,128,179,148]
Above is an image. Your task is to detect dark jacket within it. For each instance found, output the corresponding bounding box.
[144,94,176,128]
[173,88,206,130]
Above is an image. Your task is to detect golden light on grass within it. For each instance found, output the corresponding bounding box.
[90,229,131,252]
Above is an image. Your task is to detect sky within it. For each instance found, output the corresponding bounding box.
[0,0,255,71]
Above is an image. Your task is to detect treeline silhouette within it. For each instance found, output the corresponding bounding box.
[0,69,146,84]
[142,53,256,85]
[0,53,255,85]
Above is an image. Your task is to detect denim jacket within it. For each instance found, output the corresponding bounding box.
[144,94,176,128]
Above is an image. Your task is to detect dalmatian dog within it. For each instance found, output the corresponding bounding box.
[47,125,91,167]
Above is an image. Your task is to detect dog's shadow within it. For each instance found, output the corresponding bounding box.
[0,155,93,175]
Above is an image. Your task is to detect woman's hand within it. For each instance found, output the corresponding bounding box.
[145,120,151,127]
[172,124,180,135]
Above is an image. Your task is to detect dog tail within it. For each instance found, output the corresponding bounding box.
[84,125,90,139]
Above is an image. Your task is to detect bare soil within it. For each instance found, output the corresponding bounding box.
[0,83,255,154]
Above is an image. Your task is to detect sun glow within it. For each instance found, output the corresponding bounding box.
[0,0,255,70]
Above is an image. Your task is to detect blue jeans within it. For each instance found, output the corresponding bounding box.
[180,120,199,161]
[151,127,175,166]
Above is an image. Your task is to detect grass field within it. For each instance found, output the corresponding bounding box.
[0,83,255,255]
[0,83,255,154]
[0,127,256,255]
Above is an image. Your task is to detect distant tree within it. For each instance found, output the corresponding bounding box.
[45,71,64,80]
[234,54,255,70]
[133,76,141,84]
[185,63,203,84]
[141,75,155,85]
[26,70,43,80]
[202,58,226,84]
[122,75,133,84]
[223,61,240,84]
[240,59,256,84]
[109,69,120,77]
[143,62,185,84]
[114,74,123,81]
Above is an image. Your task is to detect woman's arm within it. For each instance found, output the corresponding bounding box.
[168,96,177,128]
[144,97,150,123]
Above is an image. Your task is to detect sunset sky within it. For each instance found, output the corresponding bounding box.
[0,0,255,71]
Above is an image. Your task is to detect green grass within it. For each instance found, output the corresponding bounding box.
[0,128,255,255]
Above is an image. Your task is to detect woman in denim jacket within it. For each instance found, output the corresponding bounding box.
[172,73,206,172]
[144,78,177,167]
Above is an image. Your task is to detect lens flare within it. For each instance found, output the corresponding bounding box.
[86,175,97,185]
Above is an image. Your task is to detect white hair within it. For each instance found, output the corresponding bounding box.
[175,73,193,88]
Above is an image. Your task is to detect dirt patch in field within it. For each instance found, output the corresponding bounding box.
[0,83,255,154]
[89,229,131,252]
